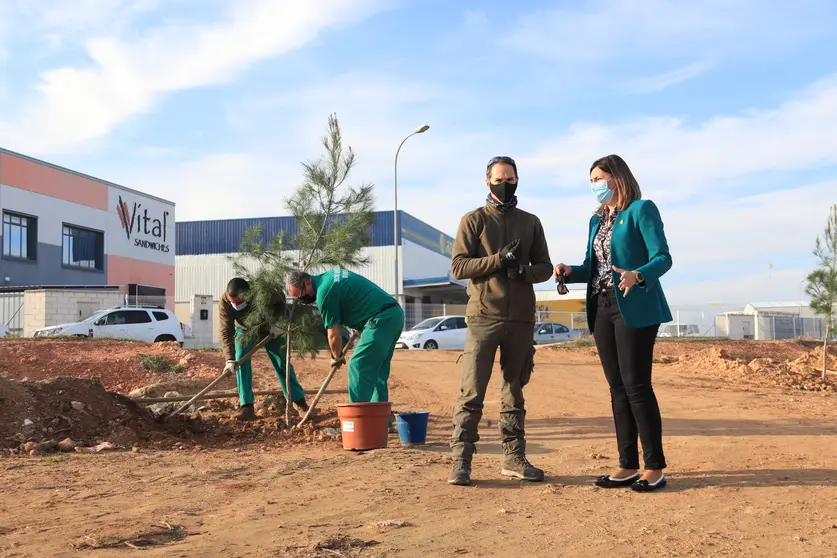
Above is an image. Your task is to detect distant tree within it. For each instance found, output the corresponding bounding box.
[806,204,837,381]
[230,114,375,423]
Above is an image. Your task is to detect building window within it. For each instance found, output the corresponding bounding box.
[2,211,37,261]
[62,224,104,271]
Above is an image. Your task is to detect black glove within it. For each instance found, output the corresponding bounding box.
[499,239,521,269]
[507,264,526,281]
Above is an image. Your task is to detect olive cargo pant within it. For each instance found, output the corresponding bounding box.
[451,317,536,459]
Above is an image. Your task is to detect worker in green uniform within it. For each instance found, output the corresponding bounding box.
[448,155,553,486]
[219,277,309,421]
[286,268,403,429]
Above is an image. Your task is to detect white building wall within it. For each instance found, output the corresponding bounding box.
[176,246,403,302]
[402,239,452,282]
[106,187,176,266]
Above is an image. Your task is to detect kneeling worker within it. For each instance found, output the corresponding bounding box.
[286,269,403,429]
[219,277,309,421]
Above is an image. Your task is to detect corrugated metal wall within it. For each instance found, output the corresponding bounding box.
[177,211,398,255]
[175,210,457,258]
[175,246,400,302]
[0,292,24,335]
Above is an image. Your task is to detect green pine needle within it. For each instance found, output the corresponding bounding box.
[227,113,375,358]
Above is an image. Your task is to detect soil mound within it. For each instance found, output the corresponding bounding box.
[657,344,835,393]
[0,338,230,393]
[1,376,342,452]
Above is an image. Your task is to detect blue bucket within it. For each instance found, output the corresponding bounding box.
[395,412,430,445]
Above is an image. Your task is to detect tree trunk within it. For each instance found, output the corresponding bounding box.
[824,323,830,382]
[284,299,299,426]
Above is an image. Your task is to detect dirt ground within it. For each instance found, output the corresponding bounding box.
[1,338,837,557]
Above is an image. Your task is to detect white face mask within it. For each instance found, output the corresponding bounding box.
[230,301,247,311]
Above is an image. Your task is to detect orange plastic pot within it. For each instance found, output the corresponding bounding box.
[336,402,392,451]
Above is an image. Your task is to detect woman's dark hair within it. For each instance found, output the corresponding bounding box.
[226,277,250,297]
[590,154,642,210]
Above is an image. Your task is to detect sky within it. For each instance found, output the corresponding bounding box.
[0,0,835,305]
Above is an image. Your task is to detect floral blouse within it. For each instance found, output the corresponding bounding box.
[591,209,619,296]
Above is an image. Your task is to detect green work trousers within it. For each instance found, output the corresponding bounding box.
[451,317,536,459]
[234,326,306,407]
[347,305,404,423]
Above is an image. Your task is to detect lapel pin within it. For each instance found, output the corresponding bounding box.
[619,219,624,225]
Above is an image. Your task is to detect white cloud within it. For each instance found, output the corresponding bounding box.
[120,153,298,221]
[0,0,387,154]
[16,0,162,43]
[504,0,835,63]
[624,61,712,94]
[519,74,837,199]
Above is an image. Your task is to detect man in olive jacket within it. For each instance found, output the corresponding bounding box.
[448,156,553,486]
[219,277,308,421]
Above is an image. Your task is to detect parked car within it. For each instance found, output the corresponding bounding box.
[532,322,582,345]
[396,315,467,350]
[34,305,186,346]
[0,323,11,337]
[658,324,700,338]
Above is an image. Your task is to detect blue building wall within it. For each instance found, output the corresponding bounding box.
[176,210,455,257]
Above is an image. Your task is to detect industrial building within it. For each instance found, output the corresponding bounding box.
[0,148,176,335]
[715,302,827,340]
[174,211,467,340]
[0,148,176,294]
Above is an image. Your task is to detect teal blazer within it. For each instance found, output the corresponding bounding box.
[567,199,673,329]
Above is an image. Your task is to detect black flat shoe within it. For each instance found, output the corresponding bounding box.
[631,475,667,493]
[594,473,640,488]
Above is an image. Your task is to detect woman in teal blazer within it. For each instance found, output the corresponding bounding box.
[554,154,672,493]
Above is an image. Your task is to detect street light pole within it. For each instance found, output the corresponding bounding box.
[393,124,430,305]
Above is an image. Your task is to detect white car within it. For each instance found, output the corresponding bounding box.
[397,315,467,350]
[34,305,186,345]
[533,322,582,345]
[658,324,700,338]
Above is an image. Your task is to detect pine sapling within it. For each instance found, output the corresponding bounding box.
[806,204,837,381]
[230,113,374,425]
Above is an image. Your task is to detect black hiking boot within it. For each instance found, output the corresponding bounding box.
[448,459,472,486]
[501,454,545,482]
[235,404,259,422]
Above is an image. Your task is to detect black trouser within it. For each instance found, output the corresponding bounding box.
[593,290,666,470]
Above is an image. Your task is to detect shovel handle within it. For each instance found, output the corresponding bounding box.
[168,334,274,416]
[295,330,361,428]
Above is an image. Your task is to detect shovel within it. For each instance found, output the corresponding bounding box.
[294,330,360,429]
[168,334,274,417]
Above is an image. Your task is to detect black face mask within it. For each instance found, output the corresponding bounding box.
[490,181,518,204]
[298,293,316,305]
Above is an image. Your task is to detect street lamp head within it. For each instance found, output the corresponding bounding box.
[414,124,430,133]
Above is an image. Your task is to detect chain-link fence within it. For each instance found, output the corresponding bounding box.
[397,302,829,341]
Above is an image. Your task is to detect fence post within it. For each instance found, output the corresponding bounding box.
[793,317,797,339]
[443,303,446,316]
[676,311,680,337]
[571,313,575,329]
[771,316,776,340]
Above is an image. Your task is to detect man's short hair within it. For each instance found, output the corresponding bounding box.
[226,277,250,297]
[287,270,312,289]
[486,155,518,179]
